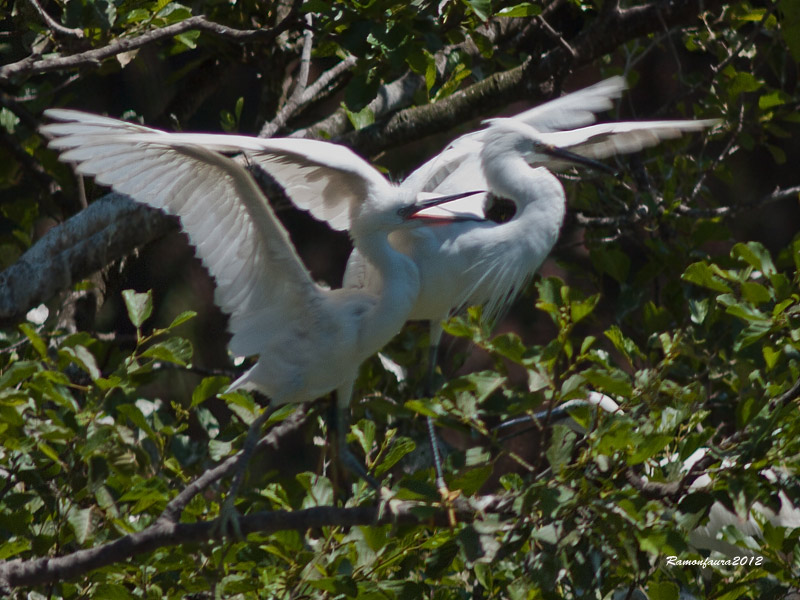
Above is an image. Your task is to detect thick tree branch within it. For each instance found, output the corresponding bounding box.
[341,0,724,156]
[0,194,176,327]
[0,493,514,590]
[0,15,297,83]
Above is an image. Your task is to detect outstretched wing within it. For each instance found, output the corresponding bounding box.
[71,130,396,232]
[403,77,627,192]
[41,109,321,358]
[539,119,719,167]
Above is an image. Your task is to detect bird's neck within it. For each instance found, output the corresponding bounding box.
[354,230,420,343]
[485,159,567,248]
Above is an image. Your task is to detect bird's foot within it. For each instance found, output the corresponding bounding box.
[437,484,460,528]
[376,485,402,521]
[215,494,245,540]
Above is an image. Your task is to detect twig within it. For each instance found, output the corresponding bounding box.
[678,184,800,218]
[260,17,358,137]
[536,13,576,57]
[687,101,745,203]
[260,14,316,138]
[623,452,717,501]
[769,378,800,411]
[25,0,84,40]
[158,406,308,523]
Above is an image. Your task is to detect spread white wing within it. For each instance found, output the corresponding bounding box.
[402,76,628,192]
[540,119,720,162]
[42,109,323,358]
[68,129,395,233]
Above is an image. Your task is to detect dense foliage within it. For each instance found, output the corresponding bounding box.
[1,0,799,598]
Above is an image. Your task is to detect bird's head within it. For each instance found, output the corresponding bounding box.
[481,118,613,173]
[353,189,486,237]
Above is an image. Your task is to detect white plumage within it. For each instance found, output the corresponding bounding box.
[40,109,480,487]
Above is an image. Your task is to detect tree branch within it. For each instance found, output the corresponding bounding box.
[25,0,84,41]
[0,15,297,83]
[0,492,514,590]
[158,405,308,523]
[0,194,176,327]
[340,0,724,156]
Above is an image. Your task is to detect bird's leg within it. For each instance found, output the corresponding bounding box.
[424,324,457,526]
[218,400,277,539]
[332,382,380,491]
[425,343,447,492]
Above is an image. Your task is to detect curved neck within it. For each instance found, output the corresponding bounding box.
[354,229,420,349]
[484,159,567,250]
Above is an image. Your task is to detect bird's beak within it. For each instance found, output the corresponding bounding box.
[403,190,487,222]
[540,144,616,174]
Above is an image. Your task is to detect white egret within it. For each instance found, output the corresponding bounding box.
[40,109,483,509]
[342,80,716,482]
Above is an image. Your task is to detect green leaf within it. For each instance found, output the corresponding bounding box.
[344,104,375,130]
[546,425,576,473]
[682,262,732,293]
[717,294,769,322]
[447,464,492,495]
[762,345,780,370]
[140,337,193,365]
[92,583,135,600]
[0,538,32,560]
[581,368,633,397]
[18,323,47,358]
[628,434,672,465]
[570,294,600,324]
[67,507,93,544]
[191,376,229,408]
[740,281,772,305]
[0,361,39,389]
[647,580,680,600]
[375,436,415,476]
[122,289,152,329]
[495,3,541,17]
[731,241,776,275]
[466,0,491,21]
[168,310,197,329]
[62,345,102,381]
[724,68,761,98]
[117,403,155,438]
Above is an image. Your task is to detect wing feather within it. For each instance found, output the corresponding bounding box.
[403,77,628,192]
[42,110,322,357]
[541,119,719,160]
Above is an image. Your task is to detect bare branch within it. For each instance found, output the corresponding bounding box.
[623,452,717,502]
[0,194,176,327]
[259,14,315,137]
[769,377,800,412]
[0,15,296,83]
[678,185,800,218]
[25,0,84,40]
[293,70,422,140]
[158,406,309,523]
